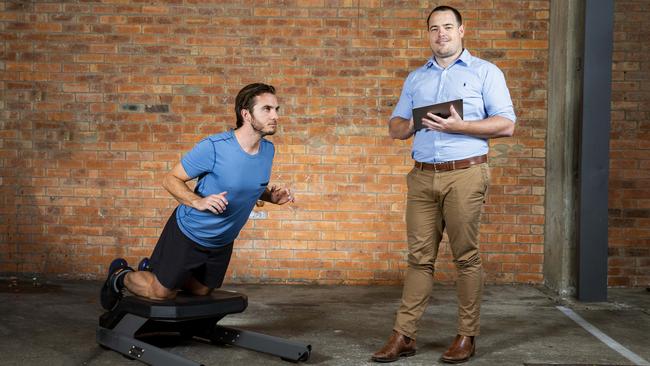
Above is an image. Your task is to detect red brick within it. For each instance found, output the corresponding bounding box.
[11,0,644,287]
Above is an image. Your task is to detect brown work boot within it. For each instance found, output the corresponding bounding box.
[371,330,417,363]
[440,335,475,363]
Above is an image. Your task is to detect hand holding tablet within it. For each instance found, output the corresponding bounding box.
[412,99,464,131]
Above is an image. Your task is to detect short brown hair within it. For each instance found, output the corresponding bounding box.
[426,5,463,28]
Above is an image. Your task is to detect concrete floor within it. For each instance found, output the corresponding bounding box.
[0,278,648,366]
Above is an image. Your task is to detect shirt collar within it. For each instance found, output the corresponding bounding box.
[425,48,472,69]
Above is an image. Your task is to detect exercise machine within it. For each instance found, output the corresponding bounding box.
[96,290,311,365]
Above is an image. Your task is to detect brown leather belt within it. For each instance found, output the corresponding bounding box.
[414,154,487,172]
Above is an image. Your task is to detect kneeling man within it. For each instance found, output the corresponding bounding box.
[100,83,293,309]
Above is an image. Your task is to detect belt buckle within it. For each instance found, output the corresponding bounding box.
[434,161,450,172]
[437,161,454,171]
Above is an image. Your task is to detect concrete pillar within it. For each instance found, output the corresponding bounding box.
[544,0,585,297]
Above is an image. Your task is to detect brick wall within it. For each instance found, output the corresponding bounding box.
[609,0,650,287]
[0,1,549,284]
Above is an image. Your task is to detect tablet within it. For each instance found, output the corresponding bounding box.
[412,99,463,131]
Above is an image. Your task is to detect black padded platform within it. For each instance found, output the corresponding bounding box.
[97,290,311,365]
[100,290,247,329]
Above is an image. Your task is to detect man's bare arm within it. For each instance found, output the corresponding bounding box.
[389,116,415,140]
[162,163,228,214]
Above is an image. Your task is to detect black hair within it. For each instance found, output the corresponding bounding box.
[235,83,276,128]
[426,5,463,28]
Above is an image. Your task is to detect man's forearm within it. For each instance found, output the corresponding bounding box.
[459,116,515,139]
[162,174,201,208]
[389,117,415,140]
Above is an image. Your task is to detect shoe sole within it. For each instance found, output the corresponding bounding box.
[371,350,416,363]
[100,277,122,311]
[100,258,129,310]
[440,349,475,364]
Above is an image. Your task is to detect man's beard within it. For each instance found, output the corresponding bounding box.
[251,118,276,137]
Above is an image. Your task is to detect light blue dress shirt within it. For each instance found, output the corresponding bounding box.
[391,49,516,163]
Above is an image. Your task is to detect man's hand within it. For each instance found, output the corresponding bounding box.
[268,185,295,205]
[420,105,515,139]
[422,104,467,134]
[191,191,228,214]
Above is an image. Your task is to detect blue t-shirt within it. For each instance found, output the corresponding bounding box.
[175,130,274,248]
[391,49,516,163]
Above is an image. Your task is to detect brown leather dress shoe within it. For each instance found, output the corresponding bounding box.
[371,330,417,363]
[440,335,475,363]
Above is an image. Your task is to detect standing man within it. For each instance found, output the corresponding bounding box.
[100,83,294,309]
[371,5,515,364]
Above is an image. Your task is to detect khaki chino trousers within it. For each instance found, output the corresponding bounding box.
[394,163,489,338]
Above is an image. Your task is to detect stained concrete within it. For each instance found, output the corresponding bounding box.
[0,279,648,366]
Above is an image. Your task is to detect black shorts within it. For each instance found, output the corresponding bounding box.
[149,210,233,290]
